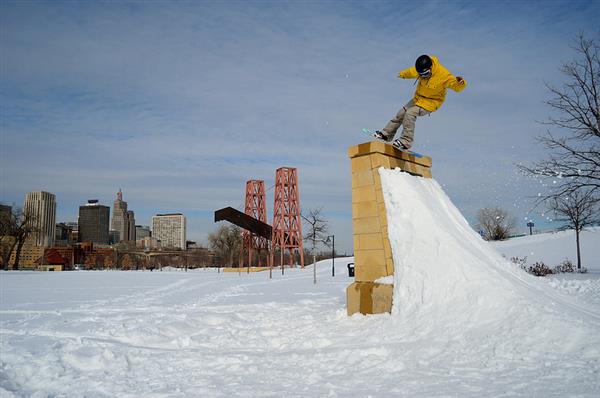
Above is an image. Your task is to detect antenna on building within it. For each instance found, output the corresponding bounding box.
[117,188,123,201]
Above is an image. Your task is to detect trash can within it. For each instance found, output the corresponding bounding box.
[347,262,355,277]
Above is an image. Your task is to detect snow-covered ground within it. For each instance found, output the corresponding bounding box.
[1,170,599,397]
[492,227,600,270]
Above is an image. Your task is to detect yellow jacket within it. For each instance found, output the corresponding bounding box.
[398,55,466,113]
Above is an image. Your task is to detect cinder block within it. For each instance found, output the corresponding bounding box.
[356,263,389,282]
[355,249,386,268]
[352,170,375,188]
[383,237,392,259]
[358,233,384,250]
[352,185,377,203]
[347,282,394,315]
[385,258,394,275]
[353,216,381,234]
[370,153,391,169]
[351,156,372,172]
[353,201,379,219]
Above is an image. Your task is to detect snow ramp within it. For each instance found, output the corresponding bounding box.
[380,167,600,329]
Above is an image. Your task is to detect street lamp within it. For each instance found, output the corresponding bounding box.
[326,235,335,277]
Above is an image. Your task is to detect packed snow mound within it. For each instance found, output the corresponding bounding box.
[379,168,600,329]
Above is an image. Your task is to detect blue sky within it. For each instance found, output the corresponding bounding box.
[1,0,598,253]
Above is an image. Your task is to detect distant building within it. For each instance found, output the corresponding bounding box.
[111,189,133,243]
[55,222,77,246]
[109,230,121,245]
[136,225,151,240]
[141,236,161,250]
[24,191,56,247]
[9,242,45,268]
[78,200,110,245]
[152,213,186,249]
[127,210,136,241]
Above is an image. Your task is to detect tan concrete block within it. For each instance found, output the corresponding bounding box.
[355,263,389,282]
[373,173,382,189]
[358,233,384,250]
[377,203,388,226]
[351,155,372,172]
[353,201,379,219]
[355,249,386,268]
[352,170,375,188]
[348,142,374,158]
[385,257,394,275]
[353,235,360,251]
[347,282,394,315]
[352,185,377,203]
[383,237,392,259]
[353,216,381,234]
[375,188,384,204]
[370,153,391,169]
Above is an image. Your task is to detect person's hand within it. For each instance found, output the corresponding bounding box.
[457,76,465,84]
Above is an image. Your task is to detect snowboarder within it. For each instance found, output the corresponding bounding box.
[373,55,467,150]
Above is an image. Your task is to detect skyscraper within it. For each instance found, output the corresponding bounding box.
[78,200,110,245]
[127,210,136,241]
[23,191,56,247]
[111,189,129,243]
[152,213,186,249]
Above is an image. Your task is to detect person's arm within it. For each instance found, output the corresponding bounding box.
[447,75,467,92]
[398,66,418,79]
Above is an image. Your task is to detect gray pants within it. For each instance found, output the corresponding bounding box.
[382,99,430,148]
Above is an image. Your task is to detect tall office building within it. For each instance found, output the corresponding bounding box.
[152,213,186,249]
[127,210,136,241]
[78,200,110,245]
[24,191,56,247]
[111,189,130,242]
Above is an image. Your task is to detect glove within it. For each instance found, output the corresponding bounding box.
[456,76,465,84]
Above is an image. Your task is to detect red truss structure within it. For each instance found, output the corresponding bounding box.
[271,167,304,270]
[240,180,270,268]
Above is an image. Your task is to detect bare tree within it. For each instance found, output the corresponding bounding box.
[0,208,39,270]
[208,224,243,267]
[548,190,599,270]
[476,207,516,241]
[0,210,16,270]
[301,208,329,284]
[519,33,600,200]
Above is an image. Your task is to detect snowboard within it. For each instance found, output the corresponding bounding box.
[361,128,424,158]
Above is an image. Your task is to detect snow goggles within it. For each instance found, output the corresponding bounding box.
[418,69,431,78]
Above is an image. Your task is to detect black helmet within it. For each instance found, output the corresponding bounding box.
[415,55,432,77]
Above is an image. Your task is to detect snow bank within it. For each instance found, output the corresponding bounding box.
[380,167,600,361]
[493,227,600,270]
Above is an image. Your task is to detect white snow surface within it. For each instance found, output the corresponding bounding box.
[492,227,600,269]
[1,169,599,397]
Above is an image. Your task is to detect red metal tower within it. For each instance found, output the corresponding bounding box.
[240,180,269,268]
[271,167,304,270]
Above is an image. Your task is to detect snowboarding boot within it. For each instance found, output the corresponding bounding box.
[392,139,410,151]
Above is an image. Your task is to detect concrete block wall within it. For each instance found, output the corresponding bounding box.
[347,141,432,315]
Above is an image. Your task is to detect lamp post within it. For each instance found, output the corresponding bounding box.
[326,235,335,277]
[527,221,534,235]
